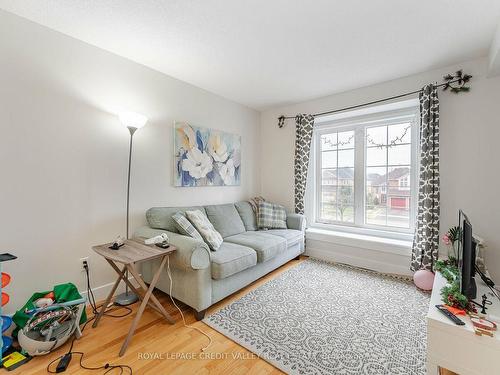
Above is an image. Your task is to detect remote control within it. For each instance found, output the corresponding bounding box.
[435,305,465,325]
[155,242,170,249]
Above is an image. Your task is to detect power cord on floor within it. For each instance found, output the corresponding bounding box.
[85,263,133,318]
[46,262,133,374]
[166,255,212,351]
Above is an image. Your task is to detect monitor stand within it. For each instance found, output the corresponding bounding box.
[464,278,477,300]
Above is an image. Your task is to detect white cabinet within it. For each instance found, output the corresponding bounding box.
[427,272,500,375]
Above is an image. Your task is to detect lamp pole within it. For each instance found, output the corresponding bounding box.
[115,112,147,306]
[126,126,137,239]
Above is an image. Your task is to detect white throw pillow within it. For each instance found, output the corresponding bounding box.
[185,210,223,251]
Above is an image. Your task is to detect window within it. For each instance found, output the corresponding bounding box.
[313,104,418,235]
[319,130,355,223]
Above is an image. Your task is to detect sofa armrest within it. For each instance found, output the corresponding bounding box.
[133,226,210,270]
[286,213,306,231]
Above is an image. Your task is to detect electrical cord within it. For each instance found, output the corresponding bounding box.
[475,265,500,302]
[47,351,132,375]
[84,263,133,318]
[166,255,212,351]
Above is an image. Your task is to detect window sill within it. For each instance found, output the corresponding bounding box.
[306,227,412,256]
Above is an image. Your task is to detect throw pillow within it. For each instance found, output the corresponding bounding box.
[248,196,266,214]
[185,210,223,251]
[172,212,204,241]
[257,201,287,230]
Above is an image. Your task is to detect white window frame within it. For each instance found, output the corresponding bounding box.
[309,101,419,241]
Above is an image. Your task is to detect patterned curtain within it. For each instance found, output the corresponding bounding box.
[294,114,315,214]
[411,85,440,272]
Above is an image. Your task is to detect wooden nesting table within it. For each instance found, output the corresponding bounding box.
[92,239,176,356]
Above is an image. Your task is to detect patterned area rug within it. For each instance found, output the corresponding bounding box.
[204,259,429,375]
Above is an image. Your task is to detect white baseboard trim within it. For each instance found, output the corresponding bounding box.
[79,276,140,304]
[306,246,412,276]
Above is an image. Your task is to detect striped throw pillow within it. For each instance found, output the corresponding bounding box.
[257,201,287,229]
[185,210,223,251]
[172,212,204,241]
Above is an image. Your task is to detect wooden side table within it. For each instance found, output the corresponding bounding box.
[92,239,176,356]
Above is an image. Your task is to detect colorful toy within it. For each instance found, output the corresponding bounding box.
[33,298,54,309]
[0,253,17,355]
[1,316,12,333]
[1,273,10,288]
[1,293,9,307]
[2,351,31,371]
[18,298,86,356]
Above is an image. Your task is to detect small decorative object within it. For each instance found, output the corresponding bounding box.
[174,122,241,187]
[144,233,169,245]
[278,115,286,128]
[413,269,435,291]
[109,235,125,250]
[471,316,497,337]
[480,294,492,315]
[442,70,472,93]
[442,226,461,265]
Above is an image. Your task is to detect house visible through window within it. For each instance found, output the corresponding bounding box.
[319,130,355,223]
[314,104,418,234]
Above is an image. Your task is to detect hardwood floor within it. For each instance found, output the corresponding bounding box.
[14,257,305,374]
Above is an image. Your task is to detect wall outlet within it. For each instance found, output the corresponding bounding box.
[79,257,89,272]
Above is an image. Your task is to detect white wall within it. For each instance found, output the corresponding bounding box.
[0,10,260,313]
[261,58,500,280]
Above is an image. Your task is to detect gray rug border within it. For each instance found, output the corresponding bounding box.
[202,258,419,374]
[203,313,294,374]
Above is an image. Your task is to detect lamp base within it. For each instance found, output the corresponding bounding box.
[114,291,139,306]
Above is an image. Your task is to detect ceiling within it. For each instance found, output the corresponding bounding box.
[1,1,500,110]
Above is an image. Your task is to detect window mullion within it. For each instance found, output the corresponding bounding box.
[354,127,365,226]
[315,133,322,224]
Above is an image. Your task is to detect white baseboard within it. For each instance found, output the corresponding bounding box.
[306,242,412,276]
[79,276,140,304]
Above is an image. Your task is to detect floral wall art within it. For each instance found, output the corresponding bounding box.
[174,122,241,187]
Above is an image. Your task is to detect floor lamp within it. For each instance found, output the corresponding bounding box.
[114,111,148,306]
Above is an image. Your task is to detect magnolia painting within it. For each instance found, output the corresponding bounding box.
[174,122,241,187]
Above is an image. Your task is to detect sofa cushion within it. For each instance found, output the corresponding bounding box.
[225,232,286,263]
[204,204,246,238]
[257,201,287,229]
[235,201,257,231]
[210,242,257,280]
[146,206,206,233]
[264,229,303,247]
[186,210,223,251]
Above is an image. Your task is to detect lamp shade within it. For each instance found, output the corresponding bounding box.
[119,111,148,129]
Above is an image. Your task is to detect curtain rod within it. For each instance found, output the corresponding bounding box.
[277,75,470,127]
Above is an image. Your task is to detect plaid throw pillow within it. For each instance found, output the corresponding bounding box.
[257,201,287,229]
[172,212,203,241]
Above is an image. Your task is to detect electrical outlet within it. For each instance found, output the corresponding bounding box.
[79,257,89,272]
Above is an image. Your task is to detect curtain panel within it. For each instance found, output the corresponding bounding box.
[411,84,440,272]
[294,114,315,214]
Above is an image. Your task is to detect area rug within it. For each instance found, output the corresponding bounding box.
[204,259,429,375]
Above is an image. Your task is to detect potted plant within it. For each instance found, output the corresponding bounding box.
[442,226,461,266]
